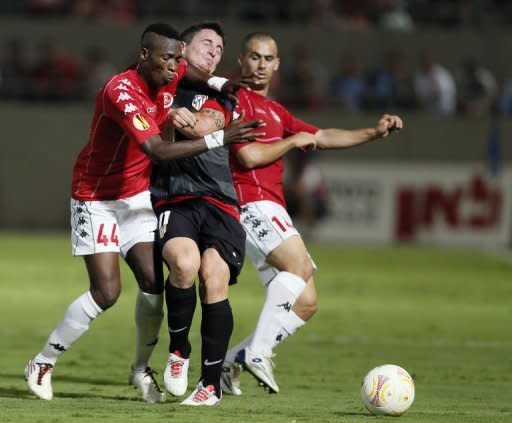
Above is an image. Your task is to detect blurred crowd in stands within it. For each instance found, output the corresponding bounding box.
[2,1,512,29]
[3,34,512,119]
[2,1,511,232]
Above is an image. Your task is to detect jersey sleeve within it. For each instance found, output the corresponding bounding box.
[201,97,233,125]
[278,104,319,136]
[104,78,160,145]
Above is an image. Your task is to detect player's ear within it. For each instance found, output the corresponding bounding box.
[180,41,187,55]
[139,47,149,61]
[237,54,244,66]
[273,58,280,71]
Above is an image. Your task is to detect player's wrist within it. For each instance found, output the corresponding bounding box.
[204,130,225,149]
[369,128,380,140]
[207,76,229,92]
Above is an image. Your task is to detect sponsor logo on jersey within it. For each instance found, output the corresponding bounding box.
[163,92,174,108]
[133,113,150,131]
[192,94,208,111]
[146,105,157,114]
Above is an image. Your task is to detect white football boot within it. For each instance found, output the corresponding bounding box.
[181,380,221,406]
[24,360,54,400]
[129,366,165,403]
[236,348,279,394]
[220,360,242,396]
[163,352,189,396]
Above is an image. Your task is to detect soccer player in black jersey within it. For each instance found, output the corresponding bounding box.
[150,22,260,406]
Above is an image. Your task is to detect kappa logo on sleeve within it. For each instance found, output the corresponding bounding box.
[132,113,150,131]
[192,94,208,111]
[124,103,138,114]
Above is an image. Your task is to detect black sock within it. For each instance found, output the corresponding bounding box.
[200,299,233,396]
[165,280,196,358]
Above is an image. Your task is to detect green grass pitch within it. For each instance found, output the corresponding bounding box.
[0,233,511,422]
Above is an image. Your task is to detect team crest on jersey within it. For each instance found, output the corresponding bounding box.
[163,92,174,109]
[133,113,150,131]
[192,94,208,111]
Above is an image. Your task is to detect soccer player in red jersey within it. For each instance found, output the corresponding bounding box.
[222,32,403,395]
[24,23,260,403]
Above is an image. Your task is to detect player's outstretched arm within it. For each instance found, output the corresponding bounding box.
[235,131,316,169]
[315,114,403,150]
[141,118,263,163]
[184,63,243,100]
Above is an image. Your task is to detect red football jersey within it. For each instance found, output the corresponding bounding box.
[71,61,186,201]
[230,88,319,207]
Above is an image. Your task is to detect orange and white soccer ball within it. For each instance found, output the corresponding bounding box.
[360,364,415,416]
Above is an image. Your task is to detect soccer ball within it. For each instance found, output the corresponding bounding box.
[360,364,415,416]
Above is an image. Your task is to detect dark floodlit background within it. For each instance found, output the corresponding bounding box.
[1,0,511,247]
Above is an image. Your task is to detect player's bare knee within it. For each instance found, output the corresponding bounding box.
[199,266,229,288]
[90,285,121,310]
[136,265,162,294]
[168,255,199,287]
[284,257,313,281]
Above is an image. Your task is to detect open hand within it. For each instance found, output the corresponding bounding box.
[223,110,265,145]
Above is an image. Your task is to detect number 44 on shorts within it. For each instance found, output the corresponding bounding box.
[96,223,119,246]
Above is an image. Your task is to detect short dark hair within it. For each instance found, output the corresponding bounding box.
[180,22,225,45]
[241,32,276,55]
[141,23,180,46]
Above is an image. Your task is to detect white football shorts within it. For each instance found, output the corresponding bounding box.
[71,190,157,257]
[240,200,316,285]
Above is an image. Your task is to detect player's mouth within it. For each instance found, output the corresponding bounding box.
[254,72,267,81]
[165,72,176,82]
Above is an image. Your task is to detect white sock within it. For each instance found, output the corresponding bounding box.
[225,334,253,363]
[35,291,102,365]
[273,310,306,349]
[249,271,306,357]
[133,291,164,371]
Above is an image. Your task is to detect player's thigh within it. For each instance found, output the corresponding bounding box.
[116,191,157,258]
[71,198,122,256]
[201,202,246,286]
[125,241,163,294]
[156,205,201,284]
[83,252,121,309]
[266,235,314,281]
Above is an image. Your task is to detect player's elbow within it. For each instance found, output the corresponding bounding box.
[141,137,166,164]
[237,154,258,169]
